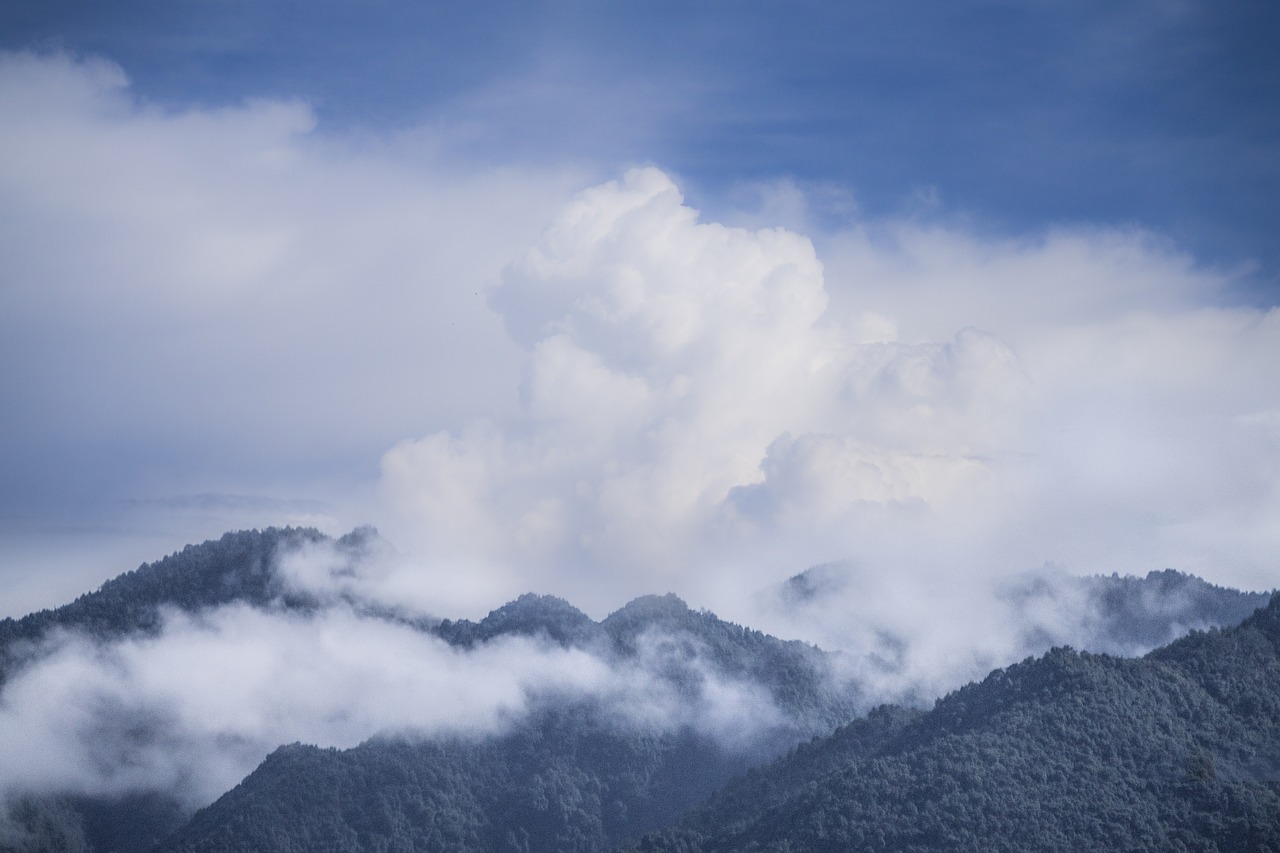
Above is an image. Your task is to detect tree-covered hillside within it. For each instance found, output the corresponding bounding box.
[779,562,1274,658]
[436,592,858,735]
[1026,568,1274,654]
[0,528,354,853]
[154,592,862,853]
[0,530,859,853]
[160,708,751,853]
[1,528,1274,853]
[630,595,1280,852]
[0,527,342,685]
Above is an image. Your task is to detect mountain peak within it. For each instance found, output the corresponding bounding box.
[336,525,381,550]
[604,593,692,623]
[1236,589,1280,639]
[0,526,333,675]
[479,594,592,633]
[433,593,596,648]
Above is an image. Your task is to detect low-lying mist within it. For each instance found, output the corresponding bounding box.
[0,545,805,812]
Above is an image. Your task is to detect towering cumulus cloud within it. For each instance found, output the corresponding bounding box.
[379,169,1029,612]
[374,167,1280,667]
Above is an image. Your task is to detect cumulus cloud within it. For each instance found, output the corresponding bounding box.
[7,50,1274,627]
[377,169,1037,613]
[0,50,585,610]
[813,221,1280,590]
[367,166,1279,676]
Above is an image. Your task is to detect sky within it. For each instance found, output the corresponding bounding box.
[2,0,1280,619]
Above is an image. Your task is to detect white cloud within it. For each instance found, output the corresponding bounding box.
[8,51,1272,626]
[0,50,580,491]
[0,51,587,609]
[371,166,1278,632]
[375,170,1028,613]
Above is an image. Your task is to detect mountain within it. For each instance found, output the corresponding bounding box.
[629,595,1280,852]
[159,711,747,853]
[156,593,859,853]
[0,528,1273,853]
[0,530,856,853]
[0,528,357,853]
[0,527,351,687]
[436,591,858,734]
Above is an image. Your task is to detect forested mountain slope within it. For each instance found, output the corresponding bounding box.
[631,595,1280,852]
[160,709,748,853]
[155,593,860,853]
[0,528,351,853]
[0,531,858,853]
[0,528,1273,853]
[436,591,856,733]
[0,527,341,685]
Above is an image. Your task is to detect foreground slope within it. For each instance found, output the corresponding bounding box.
[632,596,1280,852]
[162,711,746,853]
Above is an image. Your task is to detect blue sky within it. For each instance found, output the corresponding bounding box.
[6,0,1278,283]
[1,0,1279,616]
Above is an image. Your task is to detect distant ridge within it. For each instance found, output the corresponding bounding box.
[1075,567,1274,652]
[777,561,1273,656]
[0,527,331,686]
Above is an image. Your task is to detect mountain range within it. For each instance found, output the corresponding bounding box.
[0,527,1274,852]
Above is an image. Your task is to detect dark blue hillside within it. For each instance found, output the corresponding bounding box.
[631,595,1280,852]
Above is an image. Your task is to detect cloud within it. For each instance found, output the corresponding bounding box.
[814,223,1280,592]
[370,165,1279,640]
[0,50,589,608]
[5,50,1275,625]
[376,170,1030,612]
[0,50,581,499]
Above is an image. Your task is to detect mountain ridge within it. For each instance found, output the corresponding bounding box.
[1,528,1275,853]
